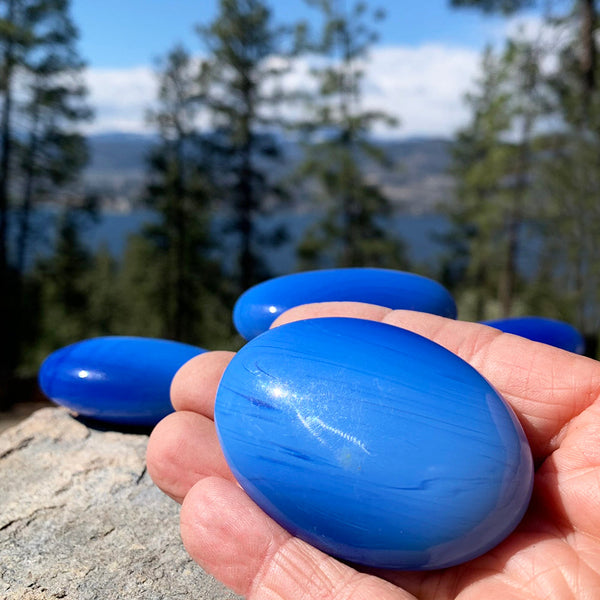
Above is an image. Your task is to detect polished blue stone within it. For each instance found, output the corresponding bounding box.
[38,336,205,426]
[215,318,533,570]
[233,268,457,340]
[482,316,585,354]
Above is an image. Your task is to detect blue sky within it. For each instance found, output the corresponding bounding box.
[71,0,509,68]
[70,1,539,138]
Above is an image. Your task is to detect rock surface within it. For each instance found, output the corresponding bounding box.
[0,407,241,600]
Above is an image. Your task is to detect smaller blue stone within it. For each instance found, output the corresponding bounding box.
[482,316,585,354]
[233,268,457,340]
[38,336,205,426]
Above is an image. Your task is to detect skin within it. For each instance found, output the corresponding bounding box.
[147,302,600,599]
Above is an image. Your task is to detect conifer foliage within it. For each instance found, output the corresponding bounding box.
[197,0,296,291]
[296,0,406,269]
[0,0,90,391]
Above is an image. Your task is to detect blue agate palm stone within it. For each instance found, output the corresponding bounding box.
[482,316,585,354]
[233,268,457,340]
[215,317,534,570]
[39,336,205,426]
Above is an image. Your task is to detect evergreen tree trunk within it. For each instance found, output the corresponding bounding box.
[239,98,255,291]
[500,113,533,317]
[0,77,11,289]
[474,260,488,321]
[341,158,355,266]
[500,202,520,316]
[9,95,40,373]
[574,220,587,332]
[580,0,597,106]
[173,139,187,340]
[0,0,17,383]
[239,141,254,291]
[16,102,40,277]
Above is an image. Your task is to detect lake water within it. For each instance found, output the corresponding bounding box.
[11,208,453,275]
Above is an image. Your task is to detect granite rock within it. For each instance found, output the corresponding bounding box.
[0,407,240,600]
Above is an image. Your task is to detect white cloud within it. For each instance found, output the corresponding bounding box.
[82,43,483,139]
[362,44,480,138]
[83,66,157,134]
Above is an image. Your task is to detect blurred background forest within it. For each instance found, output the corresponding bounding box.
[1,0,600,409]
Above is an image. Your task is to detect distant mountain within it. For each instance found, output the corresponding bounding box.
[365,137,454,213]
[83,132,454,214]
[83,133,155,211]
[86,132,157,172]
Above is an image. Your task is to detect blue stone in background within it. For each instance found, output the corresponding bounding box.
[215,317,533,570]
[482,316,585,354]
[233,268,457,340]
[38,336,205,426]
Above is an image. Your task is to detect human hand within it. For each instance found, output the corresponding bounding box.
[147,303,600,599]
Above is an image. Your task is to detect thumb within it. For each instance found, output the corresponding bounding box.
[180,476,415,599]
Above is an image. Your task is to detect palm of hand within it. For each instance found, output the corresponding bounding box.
[147,303,600,599]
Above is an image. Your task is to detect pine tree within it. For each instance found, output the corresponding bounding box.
[444,47,513,319]
[142,45,224,344]
[537,31,600,337]
[295,0,406,270]
[197,0,295,291]
[0,0,19,310]
[443,41,545,320]
[497,37,546,315]
[450,1,598,113]
[452,0,600,343]
[15,0,91,277]
[30,208,93,363]
[0,0,90,384]
[0,0,28,384]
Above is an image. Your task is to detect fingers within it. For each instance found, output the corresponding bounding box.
[170,351,234,419]
[148,351,235,503]
[180,476,417,600]
[273,303,600,460]
[535,400,600,539]
[147,411,235,503]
